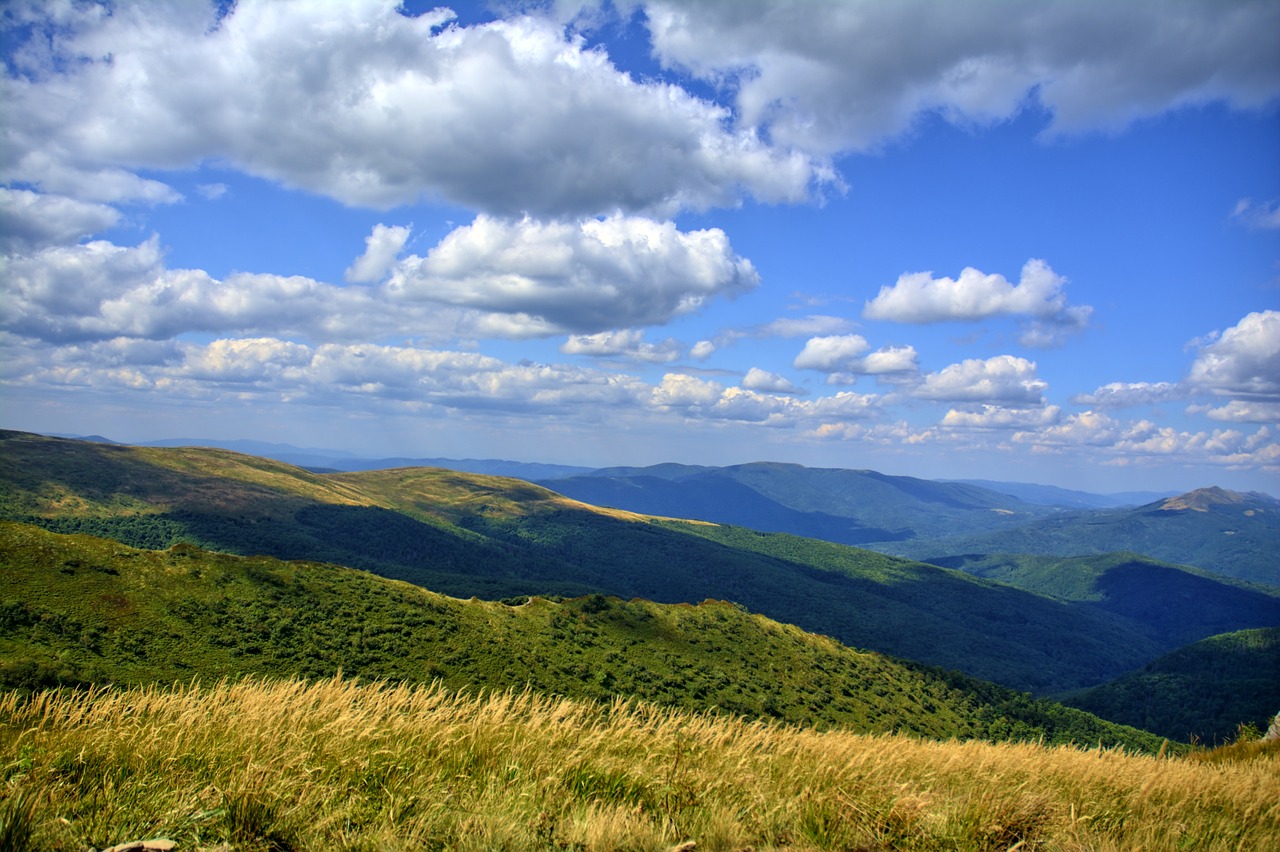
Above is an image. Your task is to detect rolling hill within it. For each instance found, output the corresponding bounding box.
[1,430,1273,695]
[1063,628,1280,744]
[926,551,1280,650]
[0,521,1166,750]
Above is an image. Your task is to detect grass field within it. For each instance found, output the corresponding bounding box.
[2,678,1277,850]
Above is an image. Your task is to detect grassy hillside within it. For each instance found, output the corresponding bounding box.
[0,431,1194,695]
[3,679,1276,851]
[927,551,1280,649]
[0,521,1167,750]
[1065,628,1280,744]
[884,487,1280,587]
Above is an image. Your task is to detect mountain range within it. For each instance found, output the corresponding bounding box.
[4,430,1278,703]
[539,464,1278,587]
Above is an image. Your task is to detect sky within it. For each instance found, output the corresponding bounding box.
[2,0,1279,494]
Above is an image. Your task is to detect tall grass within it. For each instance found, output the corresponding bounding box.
[2,678,1276,850]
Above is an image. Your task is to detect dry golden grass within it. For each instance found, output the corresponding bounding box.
[3,678,1277,850]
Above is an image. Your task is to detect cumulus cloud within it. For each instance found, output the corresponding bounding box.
[388,214,758,333]
[560,329,681,363]
[649,371,876,425]
[862,259,1091,345]
[792,334,870,371]
[2,0,829,217]
[0,188,120,252]
[346,224,411,283]
[1,213,755,344]
[1197,400,1280,424]
[1013,410,1279,469]
[643,0,1280,154]
[941,404,1061,430]
[1070,381,1184,407]
[793,336,922,386]
[742,367,803,395]
[914,355,1047,404]
[1186,310,1280,401]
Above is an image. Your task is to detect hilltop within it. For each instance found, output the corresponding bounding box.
[4,430,1260,695]
[0,521,1164,750]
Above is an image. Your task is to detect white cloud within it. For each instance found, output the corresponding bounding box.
[862,260,1091,346]
[648,371,876,425]
[346,224,412,284]
[742,367,802,395]
[1070,381,1184,407]
[560,329,681,363]
[941,404,1061,430]
[792,334,870,372]
[1186,310,1280,401]
[689,340,716,360]
[651,373,723,408]
[1199,399,1280,424]
[914,355,1047,404]
[2,1,829,217]
[0,188,120,252]
[1,213,756,344]
[858,345,920,375]
[1231,197,1280,230]
[389,214,758,333]
[1014,411,1280,470]
[643,0,1280,154]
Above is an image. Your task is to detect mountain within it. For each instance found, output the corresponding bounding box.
[541,462,1060,545]
[884,488,1280,587]
[0,430,1186,694]
[927,552,1280,650]
[3,430,1274,694]
[1063,628,1280,744]
[0,520,1167,750]
[945,479,1176,509]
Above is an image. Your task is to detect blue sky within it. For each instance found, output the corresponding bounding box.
[2,0,1278,493]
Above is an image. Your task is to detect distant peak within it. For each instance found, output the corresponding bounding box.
[1158,487,1246,512]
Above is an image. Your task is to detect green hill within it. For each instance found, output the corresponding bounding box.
[0,521,1167,751]
[0,431,1183,694]
[1063,628,1280,744]
[927,551,1280,649]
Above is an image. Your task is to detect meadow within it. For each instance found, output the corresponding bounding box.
[3,678,1277,851]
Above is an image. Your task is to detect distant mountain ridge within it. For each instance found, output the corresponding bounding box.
[542,462,1062,546]
[945,479,1176,509]
[887,488,1280,587]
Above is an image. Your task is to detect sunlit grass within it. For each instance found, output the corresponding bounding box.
[3,678,1276,850]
